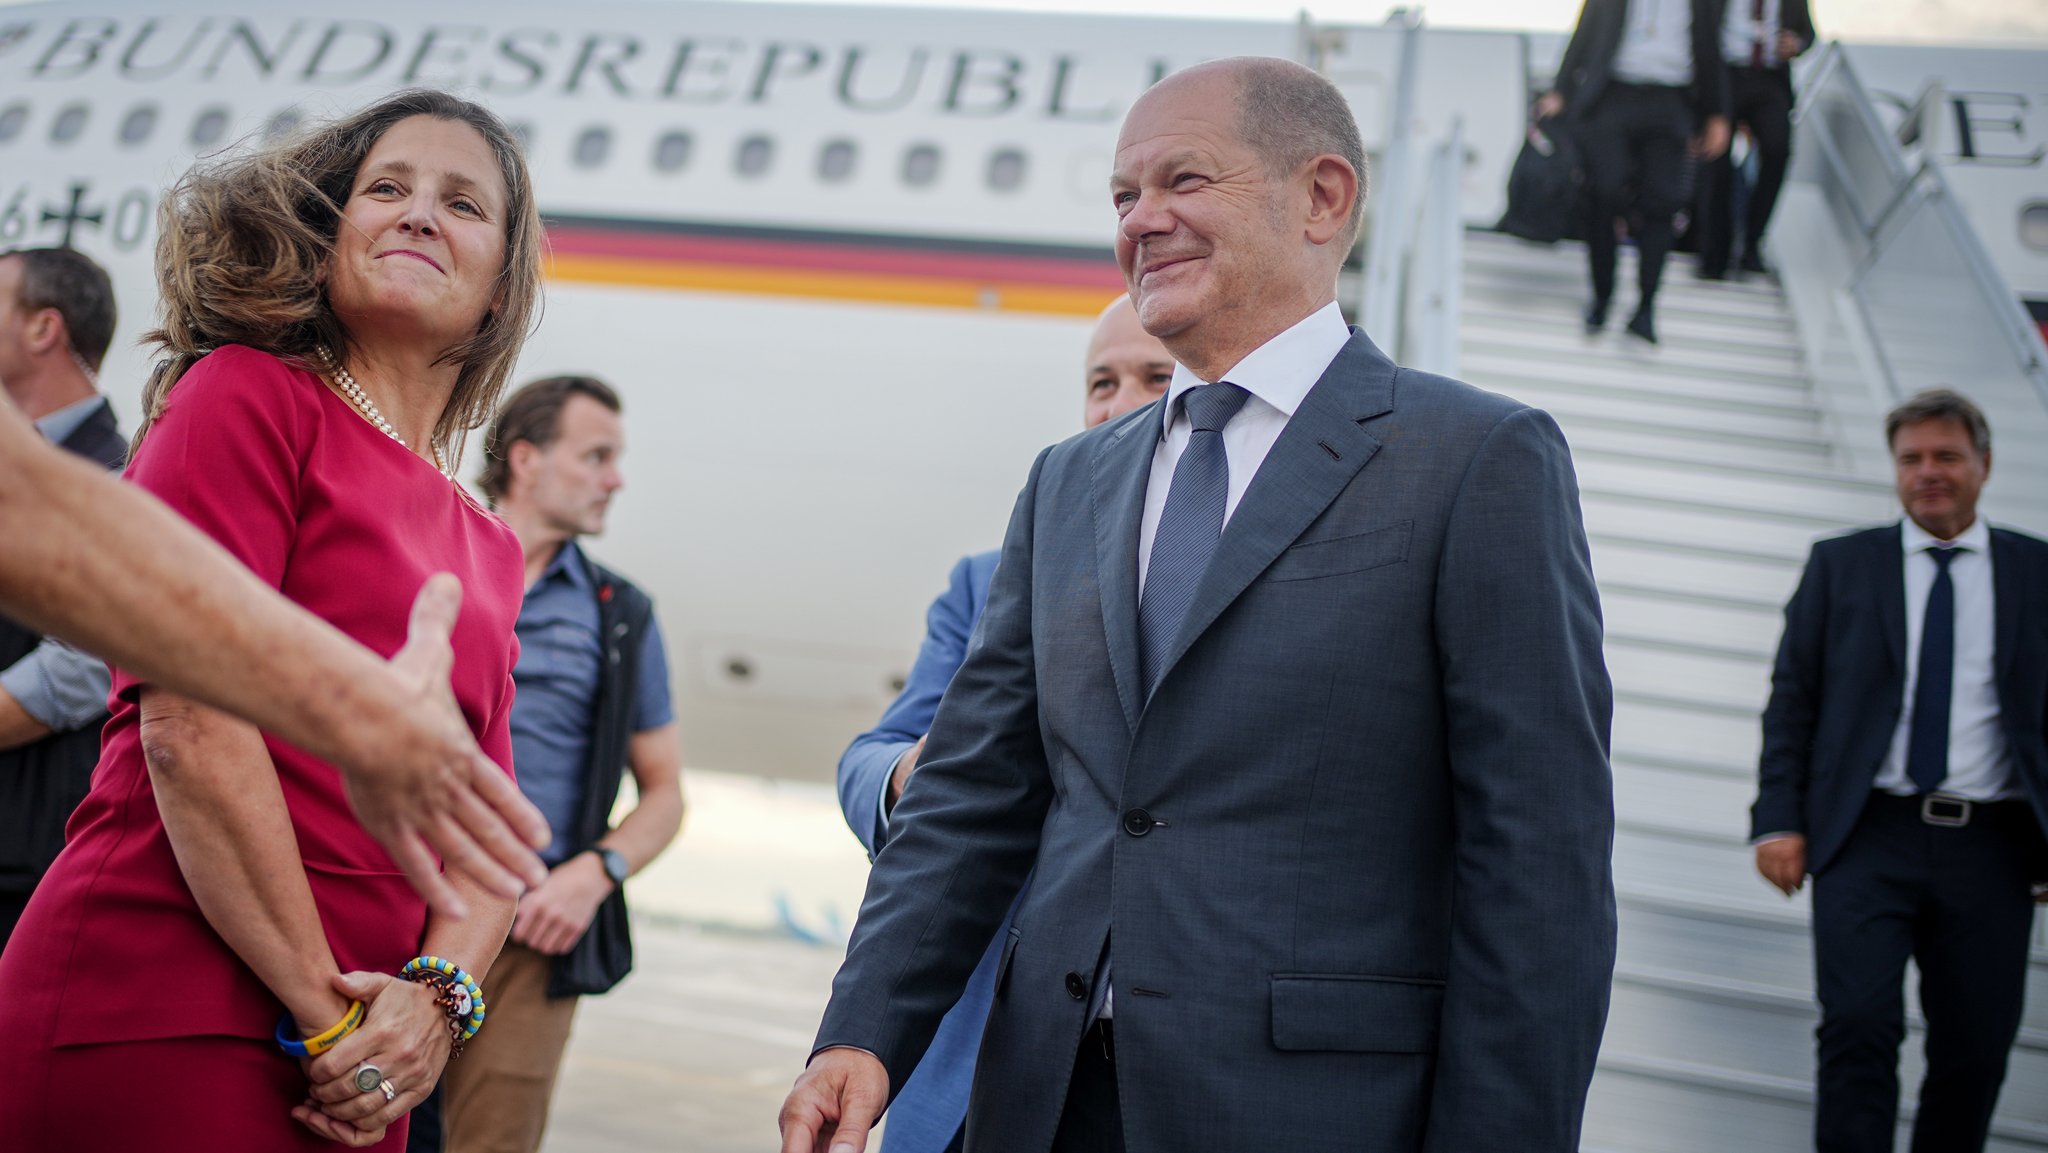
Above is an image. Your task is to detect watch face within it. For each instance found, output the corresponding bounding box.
[600,848,628,884]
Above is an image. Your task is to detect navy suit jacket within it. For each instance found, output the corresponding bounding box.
[1753,522,2048,875]
[836,550,1002,1153]
[817,331,1616,1153]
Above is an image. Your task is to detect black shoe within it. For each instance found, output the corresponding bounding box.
[1583,297,1610,333]
[1696,264,1729,281]
[1738,250,1767,276]
[1625,307,1658,344]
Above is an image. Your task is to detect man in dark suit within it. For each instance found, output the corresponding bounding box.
[1753,389,2048,1153]
[0,247,126,949]
[1696,0,1815,279]
[1538,0,1732,344]
[781,56,1616,1153]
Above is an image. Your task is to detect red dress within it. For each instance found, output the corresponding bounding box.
[0,346,524,1151]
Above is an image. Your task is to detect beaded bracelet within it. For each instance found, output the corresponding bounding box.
[398,955,487,1058]
[275,999,366,1058]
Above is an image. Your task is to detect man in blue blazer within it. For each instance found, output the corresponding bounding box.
[1753,389,2048,1152]
[834,297,1175,1153]
[785,57,1615,1153]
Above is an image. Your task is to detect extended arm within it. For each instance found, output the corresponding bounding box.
[1750,544,1828,893]
[836,554,987,855]
[0,400,546,912]
[1426,408,1617,1152]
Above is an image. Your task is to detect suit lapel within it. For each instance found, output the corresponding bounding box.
[1878,524,1906,675]
[1991,528,2021,680]
[1093,404,1163,731]
[1146,331,1393,702]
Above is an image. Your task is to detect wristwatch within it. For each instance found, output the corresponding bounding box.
[594,846,629,888]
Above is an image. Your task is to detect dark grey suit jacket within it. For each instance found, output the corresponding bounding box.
[1556,0,1733,126]
[816,332,1617,1152]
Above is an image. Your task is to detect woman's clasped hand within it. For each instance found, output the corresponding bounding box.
[291,970,457,1146]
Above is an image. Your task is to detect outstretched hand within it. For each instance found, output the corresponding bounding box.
[779,1047,890,1153]
[342,574,551,918]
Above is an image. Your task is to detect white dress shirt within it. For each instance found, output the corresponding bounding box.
[1721,0,1783,66]
[1875,517,2015,800]
[1612,0,1696,88]
[1136,301,1350,594]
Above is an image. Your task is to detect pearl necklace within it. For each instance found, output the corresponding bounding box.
[315,349,449,475]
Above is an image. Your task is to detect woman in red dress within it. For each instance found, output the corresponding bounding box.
[0,89,545,1150]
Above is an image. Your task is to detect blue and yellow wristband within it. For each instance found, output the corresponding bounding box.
[275,999,366,1058]
[399,954,487,1044]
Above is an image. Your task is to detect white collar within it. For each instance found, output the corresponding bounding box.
[1161,301,1349,431]
[1902,515,1991,554]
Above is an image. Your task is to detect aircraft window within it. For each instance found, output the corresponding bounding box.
[574,126,612,169]
[51,103,88,145]
[818,139,857,183]
[902,143,941,187]
[2023,202,2048,254]
[191,107,231,148]
[653,131,693,173]
[0,104,25,145]
[987,148,1028,193]
[736,134,774,178]
[118,105,158,147]
[263,109,303,142]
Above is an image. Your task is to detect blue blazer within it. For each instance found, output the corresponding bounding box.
[1753,522,2048,875]
[836,549,1004,1153]
[818,332,1617,1153]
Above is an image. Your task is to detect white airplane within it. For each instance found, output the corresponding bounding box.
[1,0,2042,782]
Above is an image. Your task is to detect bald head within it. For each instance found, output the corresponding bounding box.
[1083,296,1174,428]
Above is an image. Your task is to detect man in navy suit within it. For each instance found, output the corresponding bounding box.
[784,56,1614,1153]
[834,296,1174,1153]
[1753,389,2048,1153]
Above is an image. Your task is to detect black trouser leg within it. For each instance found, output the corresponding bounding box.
[1699,146,1737,277]
[1742,74,1795,259]
[1048,1020,1124,1153]
[1813,798,1919,1153]
[1629,91,1691,315]
[1906,804,2040,1153]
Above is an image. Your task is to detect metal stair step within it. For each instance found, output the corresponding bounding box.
[1602,588,1783,661]
[1549,412,1836,470]
[1606,643,1770,718]
[1464,346,1816,405]
[1580,492,1844,563]
[1464,301,1805,361]
[1465,332,1812,391]
[1590,535,1804,604]
[1537,389,1829,446]
[1575,455,1894,525]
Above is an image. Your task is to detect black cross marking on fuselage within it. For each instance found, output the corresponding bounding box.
[41,184,105,248]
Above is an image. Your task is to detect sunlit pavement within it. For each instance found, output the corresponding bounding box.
[538,768,881,1151]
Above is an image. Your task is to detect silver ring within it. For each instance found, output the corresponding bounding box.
[354,1063,384,1095]
[378,1078,397,1103]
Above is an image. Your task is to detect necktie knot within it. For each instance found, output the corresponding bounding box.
[1181,383,1250,434]
[1928,545,1964,571]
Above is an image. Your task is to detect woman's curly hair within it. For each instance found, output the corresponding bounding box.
[137,89,545,461]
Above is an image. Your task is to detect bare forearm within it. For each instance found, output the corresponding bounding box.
[141,690,350,1031]
[0,418,432,774]
[422,872,516,981]
[0,686,52,751]
[606,725,685,873]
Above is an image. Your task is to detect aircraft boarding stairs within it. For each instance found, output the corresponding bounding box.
[1456,231,2048,1151]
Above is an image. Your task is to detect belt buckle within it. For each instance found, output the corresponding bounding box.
[1920,794,1971,828]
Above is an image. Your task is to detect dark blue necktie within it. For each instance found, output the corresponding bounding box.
[1139,383,1251,696]
[1905,545,1963,794]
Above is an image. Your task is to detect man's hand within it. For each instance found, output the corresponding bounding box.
[341,575,550,919]
[1693,115,1732,161]
[779,1048,890,1153]
[1755,835,1807,896]
[1534,91,1565,121]
[1775,30,1807,60]
[886,736,927,809]
[512,851,615,955]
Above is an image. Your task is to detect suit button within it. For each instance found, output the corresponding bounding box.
[1123,808,1153,837]
[1065,972,1088,1000]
